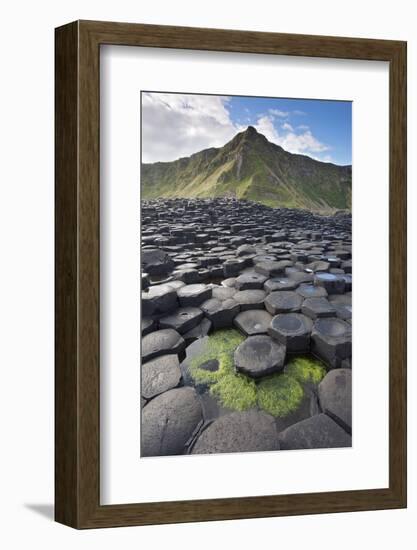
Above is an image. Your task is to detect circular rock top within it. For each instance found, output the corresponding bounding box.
[270,312,312,335]
[233,289,266,310]
[191,410,279,454]
[141,354,181,399]
[141,328,186,362]
[234,335,286,378]
[313,317,351,339]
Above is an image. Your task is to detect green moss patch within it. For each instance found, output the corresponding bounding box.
[187,329,323,417]
[257,374,304,417]
[187,329,245,385]
[284,356,326,385]
[211,373,257,411]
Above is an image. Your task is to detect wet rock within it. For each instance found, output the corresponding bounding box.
[234,335,286,378]
[264,291,303,315]
[301,297,336,319]
[318,369,352,432]
[269,313,313,352]
[177,284,212,307]
[191,410,279,454]
[159,307,203,334]
[278,413,351,450]
[201,298,240,328]
[233,289,266,311]
[142,328,186,362]
[234,309,273,336]
[142,387,203,456]
[173,269,202,284]
[311,318,352,368]
[141,355,182,399]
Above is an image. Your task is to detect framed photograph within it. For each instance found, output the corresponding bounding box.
[55,20,407,528]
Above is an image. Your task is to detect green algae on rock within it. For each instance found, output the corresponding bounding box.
[257,373,304,417]
[211,373,257,411]
[284,356,327,385]
[187,329,244,385]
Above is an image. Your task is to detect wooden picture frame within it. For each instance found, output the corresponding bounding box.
[55,20,407,528]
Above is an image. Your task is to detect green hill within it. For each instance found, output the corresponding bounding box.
[141,126,352,211]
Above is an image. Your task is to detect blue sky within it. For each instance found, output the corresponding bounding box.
[141,92,352,166]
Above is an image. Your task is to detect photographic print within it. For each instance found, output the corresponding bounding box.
[140,91,352,457]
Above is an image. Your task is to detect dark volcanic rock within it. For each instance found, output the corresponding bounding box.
[278,413,351,450]
[235,272,267,290]
[314,272,346,294]
[255,260,292,277]
[177,284,212,307]
[311,318,352,368]
[234,309,273,336]
[142,387,203,456]
[142,248,175,275]
[233,289,266,310]
[191,410,279,454]
[141,354,182,399]
[301,297,336,319]
[159,307,203,334]
[268,313,313,352]
[296,283,328,298]
[234,335,286,378]
[264,290,303,315]
[201,298,240,328]
[264,277,299,293]
[142,328,186,362]
[141,284,178,316]
[318,369,352,432]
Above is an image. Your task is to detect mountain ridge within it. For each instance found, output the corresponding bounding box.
[141,126,352,212]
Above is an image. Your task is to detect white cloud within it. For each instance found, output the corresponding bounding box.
[268,108,289,117]
[297,124,310,130]
[281,122,294,132]
[141,92,242,163]
[255,114,330,157]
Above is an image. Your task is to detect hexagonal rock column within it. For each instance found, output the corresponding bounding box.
[311,318,352,368]
[264,277,299,293]
[234,309,273,336]
[234,335,286,378]
[233,289,266,311]
[141,355,182,399]
[141,387,203,456]
[142,328,186,363]
[191,410,279,454]
[141,284,178,316]
[296,283,328,299]
[301,297,336,319]
[264,291,303,315]
[318,369,352,433]
[255,260,292,277]
[142,248,175,275]
[235,272,267,290]
[159,307,204,334]
[278,413,351,450]
[268,313,313,352]
[177,284,212,307]
[314,272,346,294]
[201,298,240,329]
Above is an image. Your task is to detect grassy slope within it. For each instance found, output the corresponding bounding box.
[141,128,352,211]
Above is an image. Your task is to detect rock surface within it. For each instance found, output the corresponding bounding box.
[142,387,203,456]
[141,355,182,399]
[234,335,286,378]
[318,369,352,432]
[191,410,279,454]
[278,413,351,449]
